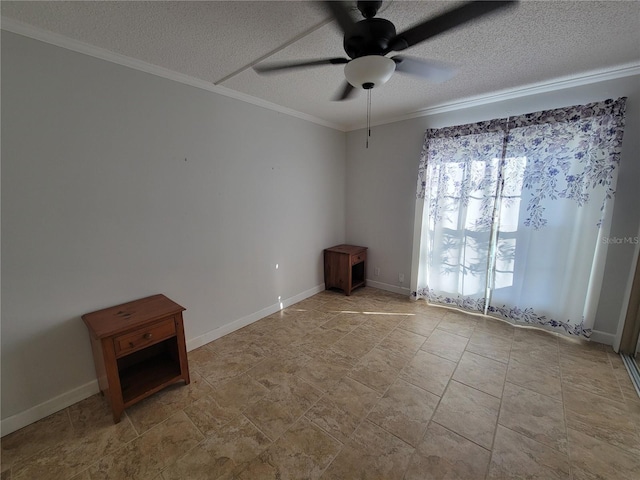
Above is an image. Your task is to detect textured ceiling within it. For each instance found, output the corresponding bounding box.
[2,1,639,130]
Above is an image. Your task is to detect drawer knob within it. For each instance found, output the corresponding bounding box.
[143,333,153,340]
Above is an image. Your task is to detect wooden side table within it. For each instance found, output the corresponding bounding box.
[82,294,190,423]
[324,244,367,295]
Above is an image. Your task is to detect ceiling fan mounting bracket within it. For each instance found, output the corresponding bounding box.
[344,18,396,58]
[357,1,383,19]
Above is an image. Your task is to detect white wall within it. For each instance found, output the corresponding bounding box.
[346,74,640,340]
[1,31,346,424]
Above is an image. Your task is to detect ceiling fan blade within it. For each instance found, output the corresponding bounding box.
[333,82,357,101]
[323,1,356,35]
[253,57,349,74]
[392,55,457,83]
[387,1,517,52]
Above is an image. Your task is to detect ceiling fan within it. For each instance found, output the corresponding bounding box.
[254,1,517,101]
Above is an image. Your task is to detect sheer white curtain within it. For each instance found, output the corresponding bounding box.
[411,98,627,338]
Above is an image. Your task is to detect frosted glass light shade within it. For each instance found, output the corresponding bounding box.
[344,55,396,89]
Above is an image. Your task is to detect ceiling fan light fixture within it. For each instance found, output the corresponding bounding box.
[344,55,396,89]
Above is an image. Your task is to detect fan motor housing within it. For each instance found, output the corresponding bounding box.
[344,18,397,58]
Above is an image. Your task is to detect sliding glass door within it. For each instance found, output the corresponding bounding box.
[412,98,627,339]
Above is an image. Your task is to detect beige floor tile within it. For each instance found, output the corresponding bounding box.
[183,394,242,436]
[558,337,611,363]
[400,350,457,396]
[187,345,219,374]
[563,385,640,455]
[126,372,213,433]
[237,418,341,480]
[560,358,625,403]
[488,425,570,480]
[366,314,407,332]
[89,411,203,480]
[243,375,322,440]
[506,356,562,400]
[13,442,95,480]
[10,289,634,480]
[200,349,264,386]
[67,395,138,453]
[608,353,639,404]
[568,428,640,480]
[513,327,559,347]
[288,296,328,311]
[420,328,469,362]
[355,320,396,341]
[208,373,269,411]
[619,376,640,406]
[318,296,376,315]
[474,317,515,338]
[398,314,441,337]
[348,321,389,344]
[1,409,73,469]
[376,328,427,363]
[499,382,567,453]
[510,334,559,366]
[348,347,405,393]
[379,298,433,314]
[608,351,628,372]
[12,395,137,480]
[249,325,305,353]
[296,349,355,392]
[306,377,380,443]
[432,381,500,449]
[329,329,379,363]
[626,399,640,428]
[207,329,265,358]
[404,422,491,480]
[466,330,513,363]
[319,312,368,333]
[291,328,345,357]
[251,369,311,393]
[367,379,440,447]
[436,311,477,338]
[320,420,414,480]
[70,470,92,480]
[350,320,388,339]
[275,308,337,331]
[247,350,312,381]
[161,415,271,480]
[452,351,507,398]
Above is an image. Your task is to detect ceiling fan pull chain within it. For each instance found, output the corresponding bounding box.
[366,88,372,149]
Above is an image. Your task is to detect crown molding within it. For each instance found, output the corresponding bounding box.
[3,17,638,134]
[347,61,640,131]
[1,17,346,132]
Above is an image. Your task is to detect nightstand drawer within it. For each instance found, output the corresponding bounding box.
[351,251,366,265]
[114,318,176,357]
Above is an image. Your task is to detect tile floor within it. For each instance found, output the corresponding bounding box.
[2,287,640,480]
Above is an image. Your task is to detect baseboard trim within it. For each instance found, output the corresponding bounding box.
[366,279,411,296]
[1,380,100,437]
[1,284,325,437]
[590,329,616,346]
[186,284,325,351]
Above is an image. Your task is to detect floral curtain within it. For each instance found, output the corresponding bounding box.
[411,98,627,338]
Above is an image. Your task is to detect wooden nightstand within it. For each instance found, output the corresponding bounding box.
[324,244,367,295]
[82,294,190,423]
